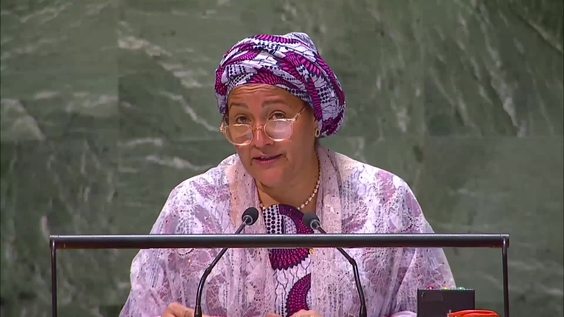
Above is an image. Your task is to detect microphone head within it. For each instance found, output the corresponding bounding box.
[302,212,320,230]
[241,207,259,225]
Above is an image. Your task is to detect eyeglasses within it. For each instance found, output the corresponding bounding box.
[220,107,305,146]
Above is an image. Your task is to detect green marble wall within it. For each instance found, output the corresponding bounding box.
[1,0,562,316]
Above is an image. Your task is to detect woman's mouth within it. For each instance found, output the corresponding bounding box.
[253,154,282,166]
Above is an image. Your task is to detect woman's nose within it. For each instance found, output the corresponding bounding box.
[252,125,274,147]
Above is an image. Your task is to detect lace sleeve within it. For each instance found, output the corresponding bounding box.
[389,179,456,314]
[119,178,227,317]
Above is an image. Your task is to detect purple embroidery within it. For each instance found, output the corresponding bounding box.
[286,274,311,316]
[263,204,313,316]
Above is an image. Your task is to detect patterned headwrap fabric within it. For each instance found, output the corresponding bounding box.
[214,32,346,137]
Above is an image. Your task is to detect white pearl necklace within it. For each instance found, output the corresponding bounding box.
[260,168,321,211]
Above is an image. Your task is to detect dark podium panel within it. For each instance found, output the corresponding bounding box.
[418,288,475,317]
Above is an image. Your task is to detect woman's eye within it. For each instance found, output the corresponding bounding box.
[234,116,249,124]
[271,112,286,120]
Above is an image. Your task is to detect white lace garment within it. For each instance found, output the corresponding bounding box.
[119,146,456,317]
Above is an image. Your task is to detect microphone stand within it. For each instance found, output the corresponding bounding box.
[194,213,255,317]
[310,218,367,317]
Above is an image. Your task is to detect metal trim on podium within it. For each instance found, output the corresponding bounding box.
[49,233,510,317]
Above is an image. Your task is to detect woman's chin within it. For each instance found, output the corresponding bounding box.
[253,169,285,189]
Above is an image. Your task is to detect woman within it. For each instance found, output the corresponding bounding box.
[120,32,455,317]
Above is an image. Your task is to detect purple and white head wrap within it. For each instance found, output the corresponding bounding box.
[214,32,346,137]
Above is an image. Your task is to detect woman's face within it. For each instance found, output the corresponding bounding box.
[226,84,318,189]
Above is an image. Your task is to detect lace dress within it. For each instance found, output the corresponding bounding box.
[119,146,456,317]
[263,204,314,317]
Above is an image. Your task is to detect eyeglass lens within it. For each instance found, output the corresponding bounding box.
[227,120,293,144]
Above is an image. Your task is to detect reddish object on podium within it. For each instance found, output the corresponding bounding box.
[448,310,499,317]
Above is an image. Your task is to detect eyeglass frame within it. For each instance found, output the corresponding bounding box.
[219,107,306,146]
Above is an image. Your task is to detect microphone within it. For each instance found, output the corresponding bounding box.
[194,207,259,317]
[302,212,367,317]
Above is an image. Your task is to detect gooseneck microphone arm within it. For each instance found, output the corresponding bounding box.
[194,207,259,317]
[303,213,368,317]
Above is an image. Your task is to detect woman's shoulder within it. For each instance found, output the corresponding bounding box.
[331,150,420,208]
[329,150,411,192]
[166,154,238,207]
[329,150,426,232]
[152,154,240,234]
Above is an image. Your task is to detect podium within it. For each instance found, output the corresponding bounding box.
[49,233,510,317]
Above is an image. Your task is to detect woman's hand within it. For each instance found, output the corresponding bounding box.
[160,302,214,317]
[266,310,322,317]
